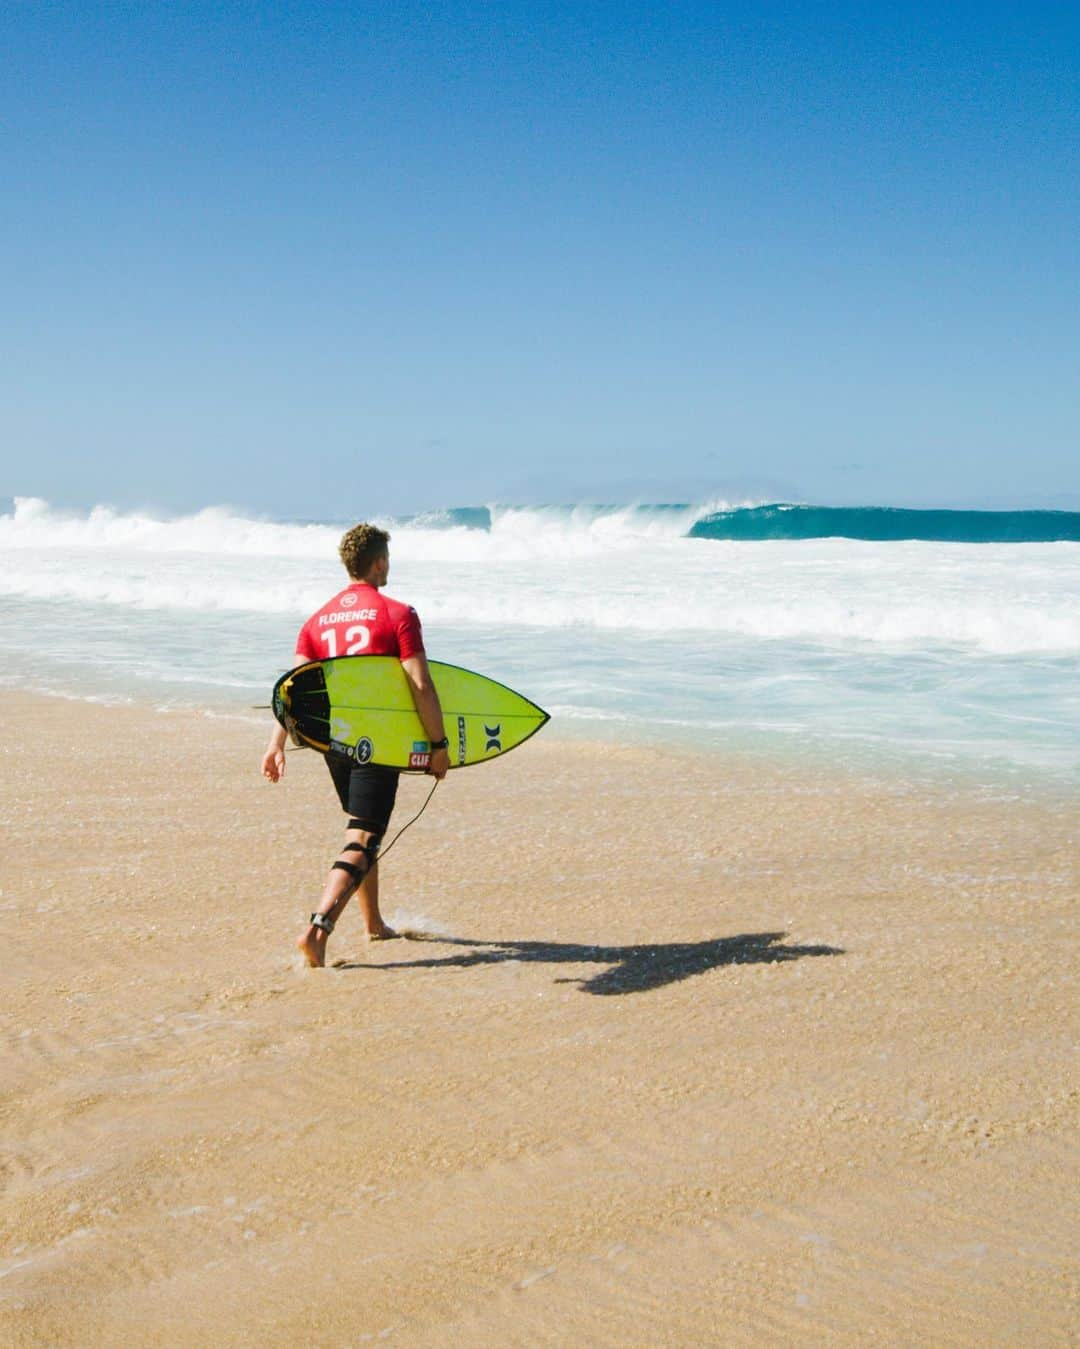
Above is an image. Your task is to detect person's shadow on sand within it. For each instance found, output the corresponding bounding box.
[338,931,843,995]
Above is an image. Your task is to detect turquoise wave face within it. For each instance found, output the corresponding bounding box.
[690,505,1080,544]
[388,503,1080,544]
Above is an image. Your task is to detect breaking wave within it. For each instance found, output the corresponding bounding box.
[1,498,1077,653]
[0,497,729,560]
[690,503,1080,544]
[4,497,1078,560]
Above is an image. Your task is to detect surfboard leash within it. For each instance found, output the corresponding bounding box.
[255,710,441,866]
[377,779,440,865]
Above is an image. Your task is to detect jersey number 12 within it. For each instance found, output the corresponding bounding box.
[319,625,370,657]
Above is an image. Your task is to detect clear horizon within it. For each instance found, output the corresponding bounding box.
[1,2,1077,517]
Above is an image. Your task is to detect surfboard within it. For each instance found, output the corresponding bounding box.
[272,656,550,771]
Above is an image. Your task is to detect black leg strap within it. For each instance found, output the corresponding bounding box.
[310,912,335,934]
[332,859,366,885]
[342,841,379,867]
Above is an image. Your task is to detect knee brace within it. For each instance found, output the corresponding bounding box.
[331,831,383,891]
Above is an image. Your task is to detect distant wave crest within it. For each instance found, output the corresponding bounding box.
[0,497,342,556]
[0,496,739,560]
[5,497,1078,557]
[691,503,1080,544]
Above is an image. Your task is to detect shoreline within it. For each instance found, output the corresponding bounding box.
[3,692,1076,1343]
[7,679,1079,811]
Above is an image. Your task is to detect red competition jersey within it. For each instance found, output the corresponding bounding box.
[295,583,425,663]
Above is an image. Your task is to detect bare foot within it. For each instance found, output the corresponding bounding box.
[297,927,329,968]
[366,925,399,942]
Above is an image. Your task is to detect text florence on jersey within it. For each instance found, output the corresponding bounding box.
[315,598,379,657]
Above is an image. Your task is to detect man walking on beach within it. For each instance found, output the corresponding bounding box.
[261,523,449,967]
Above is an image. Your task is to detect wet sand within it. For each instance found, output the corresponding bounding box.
[1,693,1077,1345]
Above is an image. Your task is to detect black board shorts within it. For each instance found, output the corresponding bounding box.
[325,755,400,836]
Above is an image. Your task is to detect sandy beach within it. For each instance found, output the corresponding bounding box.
[1,692,1076,1345]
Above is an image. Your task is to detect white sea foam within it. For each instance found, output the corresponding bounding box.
[2,498,1078,787]
[0,497,341,557]
[0,565,327,615]
[0,496,742,561]
[413,590,1080,653]
[1,499,1076,654]
[2,563,1076,652]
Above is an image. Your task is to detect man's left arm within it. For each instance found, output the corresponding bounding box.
[400,653,450,780]
[261,647,306,782]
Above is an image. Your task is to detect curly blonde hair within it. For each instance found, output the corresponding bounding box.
[339,522,390,578]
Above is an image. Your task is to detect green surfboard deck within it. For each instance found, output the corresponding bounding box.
[272,656,549,771]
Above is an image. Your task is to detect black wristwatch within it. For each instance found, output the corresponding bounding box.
[430,737,449,751]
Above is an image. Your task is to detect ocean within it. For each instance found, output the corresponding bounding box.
[2,496,1078,794]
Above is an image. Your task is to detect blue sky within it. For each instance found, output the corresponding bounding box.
[1,2,1077,516]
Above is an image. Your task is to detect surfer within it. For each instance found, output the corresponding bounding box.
[261,523,450,967]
